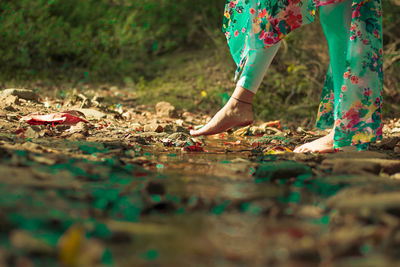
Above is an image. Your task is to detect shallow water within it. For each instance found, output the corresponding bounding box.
[0,134,400,266]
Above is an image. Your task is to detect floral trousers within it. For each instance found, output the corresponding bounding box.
[223,0,383,150]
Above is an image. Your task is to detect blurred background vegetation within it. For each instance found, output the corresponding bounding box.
[0,0,399,123]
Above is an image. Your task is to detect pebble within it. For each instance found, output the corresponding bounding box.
[144,124,164,133]
[328,192,400,215]
[155,101,176,118]
[6,114,19,122]
[25,127,41,139]
[255,161,312,181]
[74,108,106,120]
[2,95,19,106]
[9,230,54,255]
[182,112,195,122]
[0,89,38,101]
[322,158,400,175]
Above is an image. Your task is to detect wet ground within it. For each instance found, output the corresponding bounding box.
[1,88,400,266]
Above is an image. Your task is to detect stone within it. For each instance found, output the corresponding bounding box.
[175,125,189,133]
[155,101,176,118]
[375,137,400,150]
[325,151,389,159]
[0,89,38,101]
[322,158,400,175]
[144,181,165,195]
[65,121,90,136]
[163,124,174,133]
[6,114,19,122]
[328,192,400,215]
[182,111,195,122]
[322,159,381,175]
[4,105,18,112]
[162,124,188,134]
[122,110,136,121]
[255,161,312,181]
[10,230,54,255]
[167,132,191,141]
[25,127,41,139]
[2,95,19,106]
[144,124,163,133]
[130,123,143,132]
[390,173,400,180]
[74,108,106,119]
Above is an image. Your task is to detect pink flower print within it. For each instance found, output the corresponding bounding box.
[353,9,360,19]
[363,88,371,97]
[365,117,373,124]
[262,32,276,45]
[284,4,303,29]
[234,30,239,37]
[259,30,265,40]
[242,27,246,33]
[373,30,380,39]
[376,125,383,136]
[341,85,348,92]
[343,71,351,79]
[259,8,267,18]
[259,25,278,45]
[342,108,361,129]
[350,35,356,41]
[362,39,369,45]
[229,2,236,8]
[351,76,359,84]
[250,8,256,15]
[374,97,380,107]
[357,30,361,37]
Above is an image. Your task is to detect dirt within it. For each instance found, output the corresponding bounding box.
[0,87,400,266]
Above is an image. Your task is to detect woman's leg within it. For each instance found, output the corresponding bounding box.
[190,44,280,136]
[294,0,352,153]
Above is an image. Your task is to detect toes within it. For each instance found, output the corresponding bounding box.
[190,130,198,136]
[294,144,312,153]
[294,145,304,153]
[294,146,303,153]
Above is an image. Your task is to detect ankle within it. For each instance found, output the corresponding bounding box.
[230,96,252,105]
[231,86,255,103]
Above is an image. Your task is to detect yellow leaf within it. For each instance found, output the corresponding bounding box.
[58,225,85,266]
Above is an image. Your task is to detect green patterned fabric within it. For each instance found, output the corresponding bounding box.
[223,0,383,150]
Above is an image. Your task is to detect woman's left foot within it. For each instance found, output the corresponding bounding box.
[293,130,335,153]
[190,97,253,136]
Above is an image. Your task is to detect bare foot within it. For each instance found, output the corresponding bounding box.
[293,130,335,153]
[190,97,254,136]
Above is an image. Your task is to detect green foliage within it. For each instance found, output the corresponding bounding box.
[0,0,224,81]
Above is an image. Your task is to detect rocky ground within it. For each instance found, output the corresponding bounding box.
[0,87,400,266]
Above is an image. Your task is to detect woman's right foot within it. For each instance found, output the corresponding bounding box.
[190,97,254,136]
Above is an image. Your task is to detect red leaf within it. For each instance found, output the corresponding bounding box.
[21,112,89,126]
